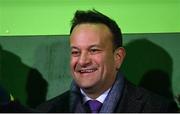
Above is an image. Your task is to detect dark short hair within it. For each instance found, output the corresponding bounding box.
[70,9,123,49]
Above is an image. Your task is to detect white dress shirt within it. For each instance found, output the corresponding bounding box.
[80,88,111,104]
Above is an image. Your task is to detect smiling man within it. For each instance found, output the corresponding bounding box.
[37,9,178,113]
[70,23,124,100]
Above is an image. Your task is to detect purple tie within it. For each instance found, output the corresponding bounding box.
[86,100,102,113]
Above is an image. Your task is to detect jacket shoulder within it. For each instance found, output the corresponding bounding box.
[36,90,70,112]
[117,80,178,112]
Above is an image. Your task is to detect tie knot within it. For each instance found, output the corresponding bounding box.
[86,100,102,113]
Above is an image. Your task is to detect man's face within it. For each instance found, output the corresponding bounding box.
[70,23,125,94]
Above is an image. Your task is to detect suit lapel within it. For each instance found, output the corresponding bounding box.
[116,80,145,112]
[70,81,90,113]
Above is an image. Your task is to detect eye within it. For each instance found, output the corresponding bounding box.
[90,48,101,54]
[71,50,80,57]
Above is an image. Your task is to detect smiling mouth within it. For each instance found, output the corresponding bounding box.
[78,68,97,73]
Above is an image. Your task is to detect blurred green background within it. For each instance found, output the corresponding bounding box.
[0,0,180,35]
[0,0,180,108]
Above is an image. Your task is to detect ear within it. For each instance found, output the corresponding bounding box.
[114,47,126,70]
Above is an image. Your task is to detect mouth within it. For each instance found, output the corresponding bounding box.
[79,69,97,73]
[74,64,99,75]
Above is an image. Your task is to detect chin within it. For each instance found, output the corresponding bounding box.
[80,84,92,89]
[80,82,99,91]
[78,82,94,89]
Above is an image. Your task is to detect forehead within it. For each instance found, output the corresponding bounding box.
[70,23,113,47]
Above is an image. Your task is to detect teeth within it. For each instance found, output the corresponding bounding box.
[80,69,95,73]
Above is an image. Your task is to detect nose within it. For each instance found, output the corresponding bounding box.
[78,52,91,67]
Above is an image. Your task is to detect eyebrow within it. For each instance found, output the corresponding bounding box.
[71,44,101,50]
[71,46,79,50]
[71,44,101,48]
[90,43,103,48]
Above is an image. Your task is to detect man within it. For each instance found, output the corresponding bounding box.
[37,9,178,112]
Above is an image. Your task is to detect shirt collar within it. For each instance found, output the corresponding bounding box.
[80,88,111,104]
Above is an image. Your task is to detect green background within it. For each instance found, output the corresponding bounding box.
[0,0,180,35]
[0,0,180,108]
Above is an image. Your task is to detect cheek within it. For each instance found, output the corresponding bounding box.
[93,55,103,64]
[104,54,116,69]
[70,57,77,70]
[94,54,112,68]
